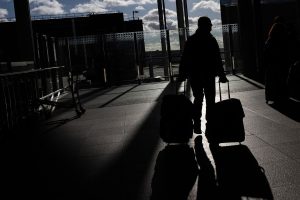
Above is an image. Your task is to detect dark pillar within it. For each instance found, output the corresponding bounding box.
[13,0,36,67]
[297,1,300,21]
[49,37,58,66]
[238,0,254,78]
[176,0,186,51]
[157,0,169,79]
[183,0,189,37]
[252,0,264,81]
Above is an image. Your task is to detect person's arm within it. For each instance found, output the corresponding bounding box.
[214,38,228,83]
[178,41,190,81]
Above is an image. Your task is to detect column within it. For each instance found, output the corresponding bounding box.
[183,0,189,37]
[13,0,36,67]
[157,0,169,79]
[176,0,186,52]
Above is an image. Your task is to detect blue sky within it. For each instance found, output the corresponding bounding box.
[0,0,221,31]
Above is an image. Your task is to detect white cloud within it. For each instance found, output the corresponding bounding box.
[0,8,8,18]
[104,0,156,7]
[70,0,108,13]
[135,6,145,11]
[30,0,65,15]
[70,0,156,14]
[188,17,199,31]
[142,9,178,31]
[165,9,177,18]
[211,18,222,26]
[104,0,137,7]
[81,0,155,8]
[0,8,8,21]
[192,0,220,13]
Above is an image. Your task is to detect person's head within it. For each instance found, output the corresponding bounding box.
[197,16,212,33]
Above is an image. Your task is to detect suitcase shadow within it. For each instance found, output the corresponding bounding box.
[209,143,274,200]
[150,144,199,200]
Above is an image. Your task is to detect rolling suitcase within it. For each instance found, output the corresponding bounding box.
[205,81,245,144]
[160,80,194,143]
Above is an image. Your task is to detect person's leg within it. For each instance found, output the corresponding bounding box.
[204,78,216,122]
[190,81,204,134]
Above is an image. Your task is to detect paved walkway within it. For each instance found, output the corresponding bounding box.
[1,75,299,199]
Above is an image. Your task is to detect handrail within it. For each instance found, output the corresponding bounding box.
[0,66,66,133]
[0,66,64,77]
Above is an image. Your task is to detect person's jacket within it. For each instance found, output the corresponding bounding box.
[179,29,225,81]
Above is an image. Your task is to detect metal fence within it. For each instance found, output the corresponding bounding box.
[36,25,240,84]
[0,24,243,133]
[142,25,240,79]
[0,66,65,133]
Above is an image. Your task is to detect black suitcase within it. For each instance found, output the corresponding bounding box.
[205,81,245,144]
[160,80,194,143]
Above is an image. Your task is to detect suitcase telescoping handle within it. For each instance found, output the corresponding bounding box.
[218,81,230,101]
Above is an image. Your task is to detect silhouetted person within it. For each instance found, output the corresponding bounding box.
[264,16,290,104]
[179,16,228,134]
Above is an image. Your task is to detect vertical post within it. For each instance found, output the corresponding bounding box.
[252,0,264,80]
[298,1,300,20]
[176,0,186,52]
[162,0,172,79]
[133,32,141,84]
[157,0,169,80]
[101,35,108,85]
[149,55,154,78]
[51,37,58,66]
[183,0,189,38]
[43,35,50,68]
[228,25,234,74]
[35,33,41,67]
[71,18,78,56]
[13,0,36,67]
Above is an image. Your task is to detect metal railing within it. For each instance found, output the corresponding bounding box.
[0,66,65,133]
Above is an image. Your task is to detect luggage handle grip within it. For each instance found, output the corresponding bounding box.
[218,81,230,101]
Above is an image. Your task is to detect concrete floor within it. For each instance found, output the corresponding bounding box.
[0,75,299,200]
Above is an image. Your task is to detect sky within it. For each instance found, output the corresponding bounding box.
[0,0,223,50]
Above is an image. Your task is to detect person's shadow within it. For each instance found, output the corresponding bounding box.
[209,143,274,199]
[150,144,198,200]
[194,135,218,200]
